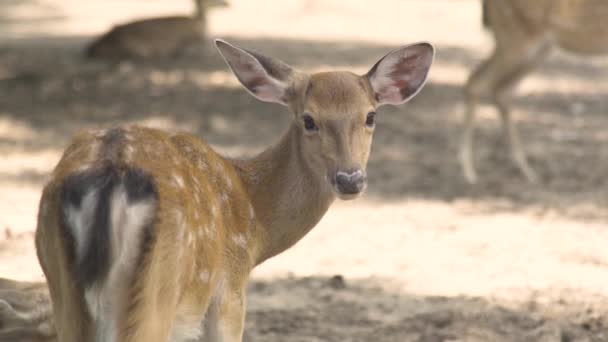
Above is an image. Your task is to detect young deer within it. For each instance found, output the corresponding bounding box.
[36,39,433,341]
[461,0,608,183]
[86,0,228,60]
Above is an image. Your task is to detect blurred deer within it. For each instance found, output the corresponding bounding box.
[33,39,434,341]
[0,278,55,342]
[86,0,228,60]
[461,0,608,183]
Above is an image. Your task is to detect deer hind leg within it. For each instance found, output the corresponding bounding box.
[461,37,551,183]
[203,280,246,342]
[461,54,495,183]
[492,40,552,183]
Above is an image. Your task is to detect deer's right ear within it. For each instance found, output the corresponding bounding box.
[215,39,304,106]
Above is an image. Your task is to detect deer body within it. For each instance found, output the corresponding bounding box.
[461,0,608,183]
[36,40,433,341]
[86,0,228,60]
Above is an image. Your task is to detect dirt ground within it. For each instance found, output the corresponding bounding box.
[2,0,608,341]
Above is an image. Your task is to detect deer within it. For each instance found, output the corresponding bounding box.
[460,0,608,183]
[34,39,434,341]
[0,278,55,342]
[86,0,228,60]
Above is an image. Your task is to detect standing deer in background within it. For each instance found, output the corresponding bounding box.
[86,0,228,60]
[36,39,434,341]
[460,0,608,183]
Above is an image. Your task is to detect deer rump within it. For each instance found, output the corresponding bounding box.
[482,0,608,54]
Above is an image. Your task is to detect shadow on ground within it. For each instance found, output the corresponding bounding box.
[0,275,604,342]
[245,276,606,342]
[2,35,608,219]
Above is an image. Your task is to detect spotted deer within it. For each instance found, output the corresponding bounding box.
[461,0,608,183]
[86,0,228,60]
[35,39,434,341]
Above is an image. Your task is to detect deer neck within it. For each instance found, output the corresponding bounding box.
[232,123,335,265]
[193,0,207,23]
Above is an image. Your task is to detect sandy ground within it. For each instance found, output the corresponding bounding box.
[2,0,608,340]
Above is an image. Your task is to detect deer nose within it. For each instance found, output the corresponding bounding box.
[334,169,367,195]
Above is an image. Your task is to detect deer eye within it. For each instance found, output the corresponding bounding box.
[302,114,318,132]
[365,112,376,128]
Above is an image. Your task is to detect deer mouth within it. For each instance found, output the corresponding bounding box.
[328,170,367,200]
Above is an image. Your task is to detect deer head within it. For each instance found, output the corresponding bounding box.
[216,39,434,199]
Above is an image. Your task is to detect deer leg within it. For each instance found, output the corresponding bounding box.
[461,37,551,183]
[493,42,552,183]
[203,284,246,342]
[460,51,502,183]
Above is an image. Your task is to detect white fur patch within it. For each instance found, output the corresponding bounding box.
[123,145,135,161]
[199,270,210,283]
[169,312,204,342]
[64,189,99,263]
[173,174,185,188]
[84,185,156,342]
[219,192,229,203]
[232,234,247,248]
[225,176,233,189]
[248,204,255,220]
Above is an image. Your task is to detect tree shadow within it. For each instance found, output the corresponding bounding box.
[245,276,605,342]
[0,275,603,341]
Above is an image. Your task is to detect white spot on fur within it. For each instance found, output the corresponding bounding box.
[173,174,185,188]
[248,204,255,220]
[92,129,107,138]
[187,232,193,245]
[225,176,233,189]
[232,234,247,248]
[124,145,135,161]
[210,204,218,219]
[124,132,134,142]
[199,270,210,283]
[219,192,229,203]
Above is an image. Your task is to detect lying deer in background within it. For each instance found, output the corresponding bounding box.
[460,0,608,183]
[86,0,228,60]
[0,278,54,341]
[34,39,434,341]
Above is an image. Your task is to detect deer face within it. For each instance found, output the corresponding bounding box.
[296,72,375,199]
[216,40,434,200]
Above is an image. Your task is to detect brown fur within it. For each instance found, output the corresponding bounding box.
[461,0,608,183]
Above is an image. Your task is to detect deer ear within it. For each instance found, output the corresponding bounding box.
[215,39,303,106]
[366,43,434,107]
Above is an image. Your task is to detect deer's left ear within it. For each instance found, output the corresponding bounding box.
[366,43,434,107]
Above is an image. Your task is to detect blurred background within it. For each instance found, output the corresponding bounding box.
[1,0,608,340]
